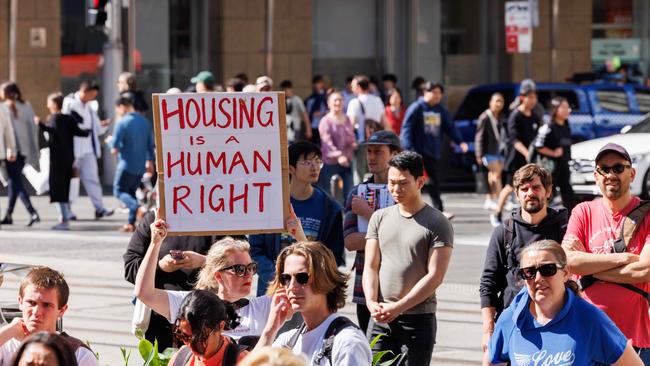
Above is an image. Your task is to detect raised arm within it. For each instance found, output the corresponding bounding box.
[133,212,173,321]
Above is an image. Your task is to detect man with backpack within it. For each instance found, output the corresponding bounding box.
[563,143,650,364]
[479,164,568,352]
[256,241,372,365]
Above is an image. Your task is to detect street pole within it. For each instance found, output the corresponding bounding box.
[8,0,17,81]
[265,0,274,76]
[101,0,124,185]
[550,0,559,81]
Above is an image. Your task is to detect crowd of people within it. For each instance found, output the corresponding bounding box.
[0,69,649,366]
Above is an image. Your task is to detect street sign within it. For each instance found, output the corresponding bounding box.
[505,1,532,54]
[152,92,290,236]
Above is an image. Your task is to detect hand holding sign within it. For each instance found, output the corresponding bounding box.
[286,205,306,242]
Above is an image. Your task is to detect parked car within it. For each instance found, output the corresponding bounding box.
[443,82,650,190]
[570,113,650,199]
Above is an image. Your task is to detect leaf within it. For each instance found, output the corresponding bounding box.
[372,350,394,366]
[379,353,402,366]
[369,333,386,349]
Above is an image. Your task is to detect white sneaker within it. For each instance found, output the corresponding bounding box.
[490,213,502,227]
[442,211,455,220]
[483,199,497,210]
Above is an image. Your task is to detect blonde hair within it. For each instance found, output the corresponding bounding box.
[266,241,348,312]
[194,237,250,292]
[238,346,307,366]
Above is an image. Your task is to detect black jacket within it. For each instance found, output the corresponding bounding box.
[479,207,568,314]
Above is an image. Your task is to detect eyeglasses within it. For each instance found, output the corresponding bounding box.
[172,319,215,354]
[279,272,310,286]
[297,159,323,168]
[221,263,257,277]
[172,320,193,344]
[596,163,631,176]
[518,263,563,280]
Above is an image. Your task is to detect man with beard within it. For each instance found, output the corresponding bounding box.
[479,164,568,352]
[563,143,650,364]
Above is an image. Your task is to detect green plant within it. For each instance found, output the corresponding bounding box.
[120,347,132,366]
[370,334,402,366]
[136,331,176,366]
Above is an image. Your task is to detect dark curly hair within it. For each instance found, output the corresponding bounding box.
[267,241,348,312]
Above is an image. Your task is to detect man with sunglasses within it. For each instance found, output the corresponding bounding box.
[250,142,344,296]
[363,151,454,365]
[479,164,568,352]
[563,142,650,364]
[256,241,372,365]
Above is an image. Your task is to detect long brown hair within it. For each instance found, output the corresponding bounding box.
[267,241,348,312]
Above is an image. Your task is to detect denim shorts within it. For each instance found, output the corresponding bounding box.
[482,154,504,166]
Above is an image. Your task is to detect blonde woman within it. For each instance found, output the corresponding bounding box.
[134,210,305,340]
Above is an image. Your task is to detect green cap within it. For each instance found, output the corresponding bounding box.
[191,71,215,84]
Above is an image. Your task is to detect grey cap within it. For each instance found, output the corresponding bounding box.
[519,78,537,95]
[595,143,632,164]
[363,130,401,150]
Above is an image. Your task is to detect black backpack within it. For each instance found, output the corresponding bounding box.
[287,317,359,365]
[502,215,567,271]
[579,200,650,306]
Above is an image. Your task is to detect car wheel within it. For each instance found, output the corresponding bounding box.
[642,168,650,199]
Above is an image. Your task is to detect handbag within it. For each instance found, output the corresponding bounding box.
[131,298,152,335]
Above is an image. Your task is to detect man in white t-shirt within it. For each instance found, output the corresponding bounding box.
[0,267,99,366]
[347,75,387,183]
[255,242,371,365]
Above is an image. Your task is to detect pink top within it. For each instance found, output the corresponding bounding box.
[318,113,356,165]
[565,196,650,347]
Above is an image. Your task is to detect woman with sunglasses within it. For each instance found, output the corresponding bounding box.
[532,96,576,211]
[135,210,306,341]
[168,290,248,365]
[485,240,642,366]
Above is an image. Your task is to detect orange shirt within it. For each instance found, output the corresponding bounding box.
[168,336,248,366]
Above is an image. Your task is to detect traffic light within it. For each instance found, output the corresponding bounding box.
[86,0,109,28]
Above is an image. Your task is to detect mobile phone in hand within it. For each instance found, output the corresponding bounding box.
[170,250,185,260]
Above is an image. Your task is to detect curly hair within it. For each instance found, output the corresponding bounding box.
[266,241,348,312]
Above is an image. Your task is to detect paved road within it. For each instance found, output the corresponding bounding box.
[0,193,494,365]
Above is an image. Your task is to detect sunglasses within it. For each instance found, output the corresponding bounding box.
[596,163,631,176]
[221,263,257,277]
[172,319,215,354]
[279,272,309,286]
[518,263,563,280]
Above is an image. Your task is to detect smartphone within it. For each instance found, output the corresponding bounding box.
[170,250,185,260]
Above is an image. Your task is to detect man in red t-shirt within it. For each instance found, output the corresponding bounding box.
[563,143,650,363]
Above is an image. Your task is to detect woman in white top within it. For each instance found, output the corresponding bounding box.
[134,209,306,341]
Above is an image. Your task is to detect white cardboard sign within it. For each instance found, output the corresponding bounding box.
[152,92,290,236]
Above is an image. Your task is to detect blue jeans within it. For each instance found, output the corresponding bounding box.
[369,313,436,366]
[5,155,36,216]
[113,169,141,224]
[318,163,353,202]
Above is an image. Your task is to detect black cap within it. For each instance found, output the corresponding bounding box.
[595,143,632,164]
[363,131,401,149]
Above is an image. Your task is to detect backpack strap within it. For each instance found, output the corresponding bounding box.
[613,200,650,253]
[287,322,307,350]
[313,316,358,365]
[173,346,193,366]
[502,218,517,270]
[222,341,246,366]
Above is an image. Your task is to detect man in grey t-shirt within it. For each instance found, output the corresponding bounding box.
[363,151,453,365]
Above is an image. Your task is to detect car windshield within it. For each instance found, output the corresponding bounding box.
[454,90,515,120]
[626,115,650,133]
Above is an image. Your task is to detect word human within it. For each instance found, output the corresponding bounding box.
[161,95,276,130]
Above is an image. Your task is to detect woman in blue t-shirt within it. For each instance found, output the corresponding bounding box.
[485,240,642,366]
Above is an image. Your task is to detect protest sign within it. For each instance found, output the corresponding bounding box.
[152,92,290,236]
